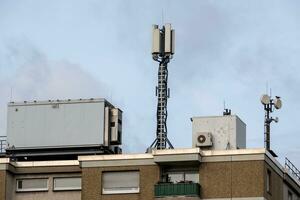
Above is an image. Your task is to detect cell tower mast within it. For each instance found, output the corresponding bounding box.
[260,94,282,157]
[148,24,175,150]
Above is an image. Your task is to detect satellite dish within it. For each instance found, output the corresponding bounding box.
[261,94,270,105]
[274,97,282,109]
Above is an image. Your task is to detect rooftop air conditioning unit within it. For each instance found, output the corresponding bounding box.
[195,132,213,147]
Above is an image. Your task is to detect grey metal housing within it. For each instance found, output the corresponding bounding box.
[191,115,246,150]
[6,98,122,156]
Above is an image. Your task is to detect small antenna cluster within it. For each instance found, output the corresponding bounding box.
[223,101,231,116]
[260,93,282,156]
[148,24,175,151]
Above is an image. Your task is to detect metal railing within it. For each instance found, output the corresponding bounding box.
[285,157,300,181]
[154,182,200,197]
[0,136,6,154]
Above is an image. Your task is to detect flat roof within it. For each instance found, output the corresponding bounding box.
[8,98,108,106]
[191,114,246,125]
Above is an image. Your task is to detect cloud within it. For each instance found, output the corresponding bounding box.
[0,40,147,153]
[0,42,109,136]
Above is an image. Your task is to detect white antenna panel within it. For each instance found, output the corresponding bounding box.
[171,29,175,54]
[152,25,161,54]
[164,24,172,54]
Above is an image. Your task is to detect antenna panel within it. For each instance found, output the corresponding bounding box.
[171,30,175,54]
[164,23,172,54]
[152,25,161,54]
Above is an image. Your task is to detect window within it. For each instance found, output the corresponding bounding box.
[102,171,139,194]
[53,177,81,191]
[168,172,184,183]
[266,170,272,194]
[185,172,199,183]
[161,167,199,184]
[16,178,48,192]
[167,171,199,183]
[288,191,293,200]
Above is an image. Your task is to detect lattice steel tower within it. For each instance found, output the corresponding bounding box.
[148,24,175,150]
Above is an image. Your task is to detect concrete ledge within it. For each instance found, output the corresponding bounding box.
[153,148,200,155]
[200,198,266,200]
[0,158,9,164]
[80,159,155,168]
[0,158,10,170]
[156,197,200,200]
[79,153,155,167]
[154,154,201,164]
[11,160,79,167]
[78,153,153,161]
[201,148,266,156]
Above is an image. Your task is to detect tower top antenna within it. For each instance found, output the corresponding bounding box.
[223,101,231,116]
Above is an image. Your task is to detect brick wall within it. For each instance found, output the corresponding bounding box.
[82,165,160,200]
[199,160,265,198]
[0,171,5,200]
[264,161,283,200]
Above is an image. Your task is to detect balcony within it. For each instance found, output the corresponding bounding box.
[154,182,200,198]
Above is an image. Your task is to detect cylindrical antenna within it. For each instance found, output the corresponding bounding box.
[162,9,164,25]
[10,87,13,102]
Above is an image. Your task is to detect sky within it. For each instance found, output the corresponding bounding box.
[0,0,299,166]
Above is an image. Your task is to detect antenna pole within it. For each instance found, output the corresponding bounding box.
[10,87,13,102]
[162,9,165,25]
[261,94,282,156]
[148,24,175,151]
[264,103,271,150]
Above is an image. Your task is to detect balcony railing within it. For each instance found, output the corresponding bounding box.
[154,182,200,197]
[285,157,300,181]
[0,136,6,154]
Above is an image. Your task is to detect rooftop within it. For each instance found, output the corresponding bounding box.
[1,147,299,189]
[8,98,108,106]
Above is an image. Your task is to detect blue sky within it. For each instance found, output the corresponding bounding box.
[0,0,299,166]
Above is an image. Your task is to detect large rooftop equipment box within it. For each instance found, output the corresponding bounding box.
[191,115,246,150]
[6,98,122,158]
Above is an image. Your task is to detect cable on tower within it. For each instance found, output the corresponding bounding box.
[147,24,175,151]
